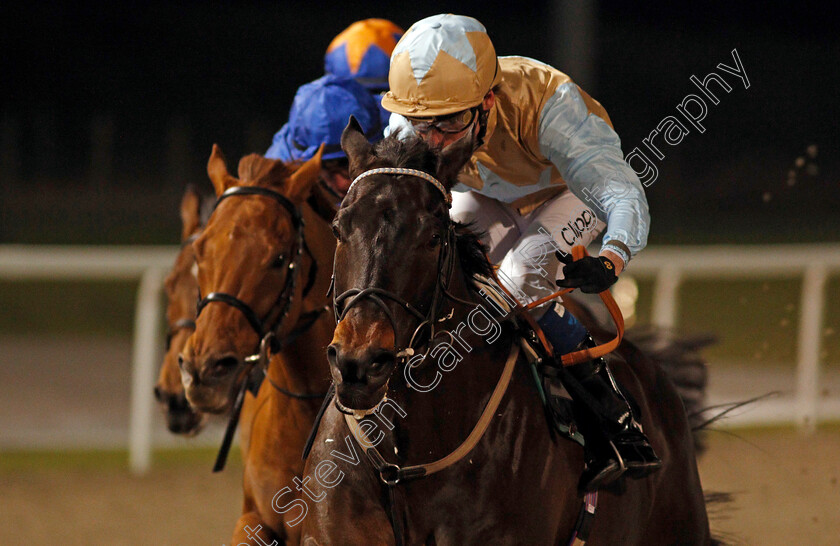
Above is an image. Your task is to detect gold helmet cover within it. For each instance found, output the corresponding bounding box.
[381,14,502,117]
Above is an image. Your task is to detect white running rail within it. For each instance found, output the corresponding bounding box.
[0,244,838,474]
[628,244,840,433]
[0,245,177,475]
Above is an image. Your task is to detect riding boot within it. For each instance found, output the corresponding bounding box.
[565,336,662,492]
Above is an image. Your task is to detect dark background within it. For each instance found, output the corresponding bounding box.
[2,1,838,244]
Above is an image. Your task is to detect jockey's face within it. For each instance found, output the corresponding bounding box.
[321,158,351,197]
[412,91,495,151]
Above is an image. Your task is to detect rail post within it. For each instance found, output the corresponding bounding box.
[128,267,166,475]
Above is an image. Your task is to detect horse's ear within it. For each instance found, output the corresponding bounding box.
[179,184,202,241]
[341,116,372,177]
[286,144,324,203]
[207,144,238,196]
[435,136,473,190]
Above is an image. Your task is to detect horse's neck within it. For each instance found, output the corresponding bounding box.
[389,258,518,457]
[298,200,336,311]
[265,199,335,396]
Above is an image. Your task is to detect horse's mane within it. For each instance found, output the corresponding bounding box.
[371,134,438,175]
[372,135,494,281]
[454,223,494,280]
[237,154,292,187]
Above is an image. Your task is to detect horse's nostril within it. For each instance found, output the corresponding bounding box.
[169,394,189,412]
[327,345,338,366]
[153,386,163,402]
[210,356,240,377]
[178,354,185,369]
[369,351,395,372]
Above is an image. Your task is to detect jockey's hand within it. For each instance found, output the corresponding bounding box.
[555,251,618,294]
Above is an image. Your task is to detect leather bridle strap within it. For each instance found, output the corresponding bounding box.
[196,185,305,343]
[211,185,302,228]
[348,167,452,207]
[343,342,521,485]
[164,317,196,350]
[197,292,264,337]
[332,223,456,363]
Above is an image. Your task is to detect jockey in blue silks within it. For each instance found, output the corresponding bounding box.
[265,74,383,203]
[324,19,404,129]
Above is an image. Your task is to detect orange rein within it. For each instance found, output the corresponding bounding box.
[492,244,625,366]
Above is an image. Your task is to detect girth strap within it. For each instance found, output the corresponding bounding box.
[568,492,599,545]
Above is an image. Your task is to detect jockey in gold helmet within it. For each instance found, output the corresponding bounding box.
[382,14,660,492]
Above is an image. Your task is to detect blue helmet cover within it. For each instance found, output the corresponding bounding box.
[266,75,383,162]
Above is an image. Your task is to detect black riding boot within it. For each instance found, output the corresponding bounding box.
[565,336,662,492]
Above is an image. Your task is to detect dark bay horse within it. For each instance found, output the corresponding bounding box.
[301,121,711,545]
[180,145,336,544]
[154,184,212,435]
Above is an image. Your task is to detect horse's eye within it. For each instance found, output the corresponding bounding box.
[331,223,342,241]
[272,255,287,269]
[429,233,441,248]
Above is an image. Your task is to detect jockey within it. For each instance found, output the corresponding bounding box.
[381,14,660,491]
[324,18,405,129]
[266,74,383,203]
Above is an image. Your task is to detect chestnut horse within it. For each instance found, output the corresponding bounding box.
[180,145,336,545]
[154,184,212,435]
[301,122,711,545]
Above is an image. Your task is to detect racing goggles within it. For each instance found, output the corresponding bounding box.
[406,108,477,134]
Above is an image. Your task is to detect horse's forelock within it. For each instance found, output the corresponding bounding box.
[372,135,438,175]
[236,154,291,187]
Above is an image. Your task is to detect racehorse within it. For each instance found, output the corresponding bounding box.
[301,120,712,545]
[180,145,336,544]
[154,185,212,435]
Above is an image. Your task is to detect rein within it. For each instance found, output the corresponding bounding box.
[517,244,625,366]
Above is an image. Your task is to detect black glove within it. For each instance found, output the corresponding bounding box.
[555,251,618,294]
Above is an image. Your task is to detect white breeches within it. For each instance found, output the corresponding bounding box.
[450,189,603,314]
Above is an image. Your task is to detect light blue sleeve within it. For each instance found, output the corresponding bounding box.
[538,83,650,259]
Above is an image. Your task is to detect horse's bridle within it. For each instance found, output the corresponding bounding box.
[331,168,472,366]
[165,317,197,351]
[195,186,319,356]
[163,232,201,351]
